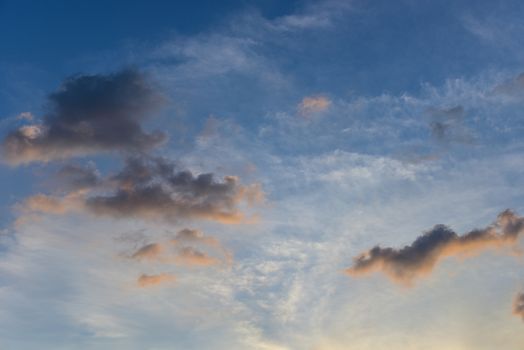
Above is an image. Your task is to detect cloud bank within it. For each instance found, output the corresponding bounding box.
[346,210,524,285]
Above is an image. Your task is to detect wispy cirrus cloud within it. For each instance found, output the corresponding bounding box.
[1,69,166,165]
[346,209,524,286]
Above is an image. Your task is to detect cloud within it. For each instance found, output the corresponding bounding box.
[131,243,164,261]
[1,69,166,165]
[22,191,85,215]
[176,246,219,266]
[137,273,176,288]
[493,72,524,99]
[513,292,524,320]
[346,210,524,286]
[129,228,230,267]
[15,112,33,121]
[172,228,220,247]
[22,156,263,224]
[298,95,331,116]
[55,163,101,191]
[86,156,263,224]
[426,105,473,145]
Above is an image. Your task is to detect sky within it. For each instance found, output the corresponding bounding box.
[1,0,524,349]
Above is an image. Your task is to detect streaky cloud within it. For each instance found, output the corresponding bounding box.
[346,210,524,286]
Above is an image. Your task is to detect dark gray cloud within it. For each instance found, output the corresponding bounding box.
[22,156,263,224]
[514,292,524,321]
[2,69,166,165]
[85,156,262,224]
[346,210,524,285]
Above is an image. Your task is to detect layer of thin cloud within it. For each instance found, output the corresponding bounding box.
[346,210,524,285]
[514,292,524,320]
[1,69,166,165]
[137,273,176,288]
[298,95,331,116]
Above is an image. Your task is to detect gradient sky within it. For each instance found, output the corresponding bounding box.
[1,1,524,349]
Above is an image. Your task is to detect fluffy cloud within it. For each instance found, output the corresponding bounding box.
[137,273,176,288]
[514,292,524,320]
[86,156,263,224]
[346,210,524,285]
[1,69,166,165]
[22,156,263,224]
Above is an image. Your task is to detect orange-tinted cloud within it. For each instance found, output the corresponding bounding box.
[137,273,176,288]
[175,247,219,266]
[22,192,85,215]
[298,95,331,116]
[346,210,524,286]
[514,292,524,321]
[130,228,231,267]
[131,243,164,261]
[171,228,219,247]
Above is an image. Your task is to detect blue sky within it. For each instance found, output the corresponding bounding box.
[1,1,524,349]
